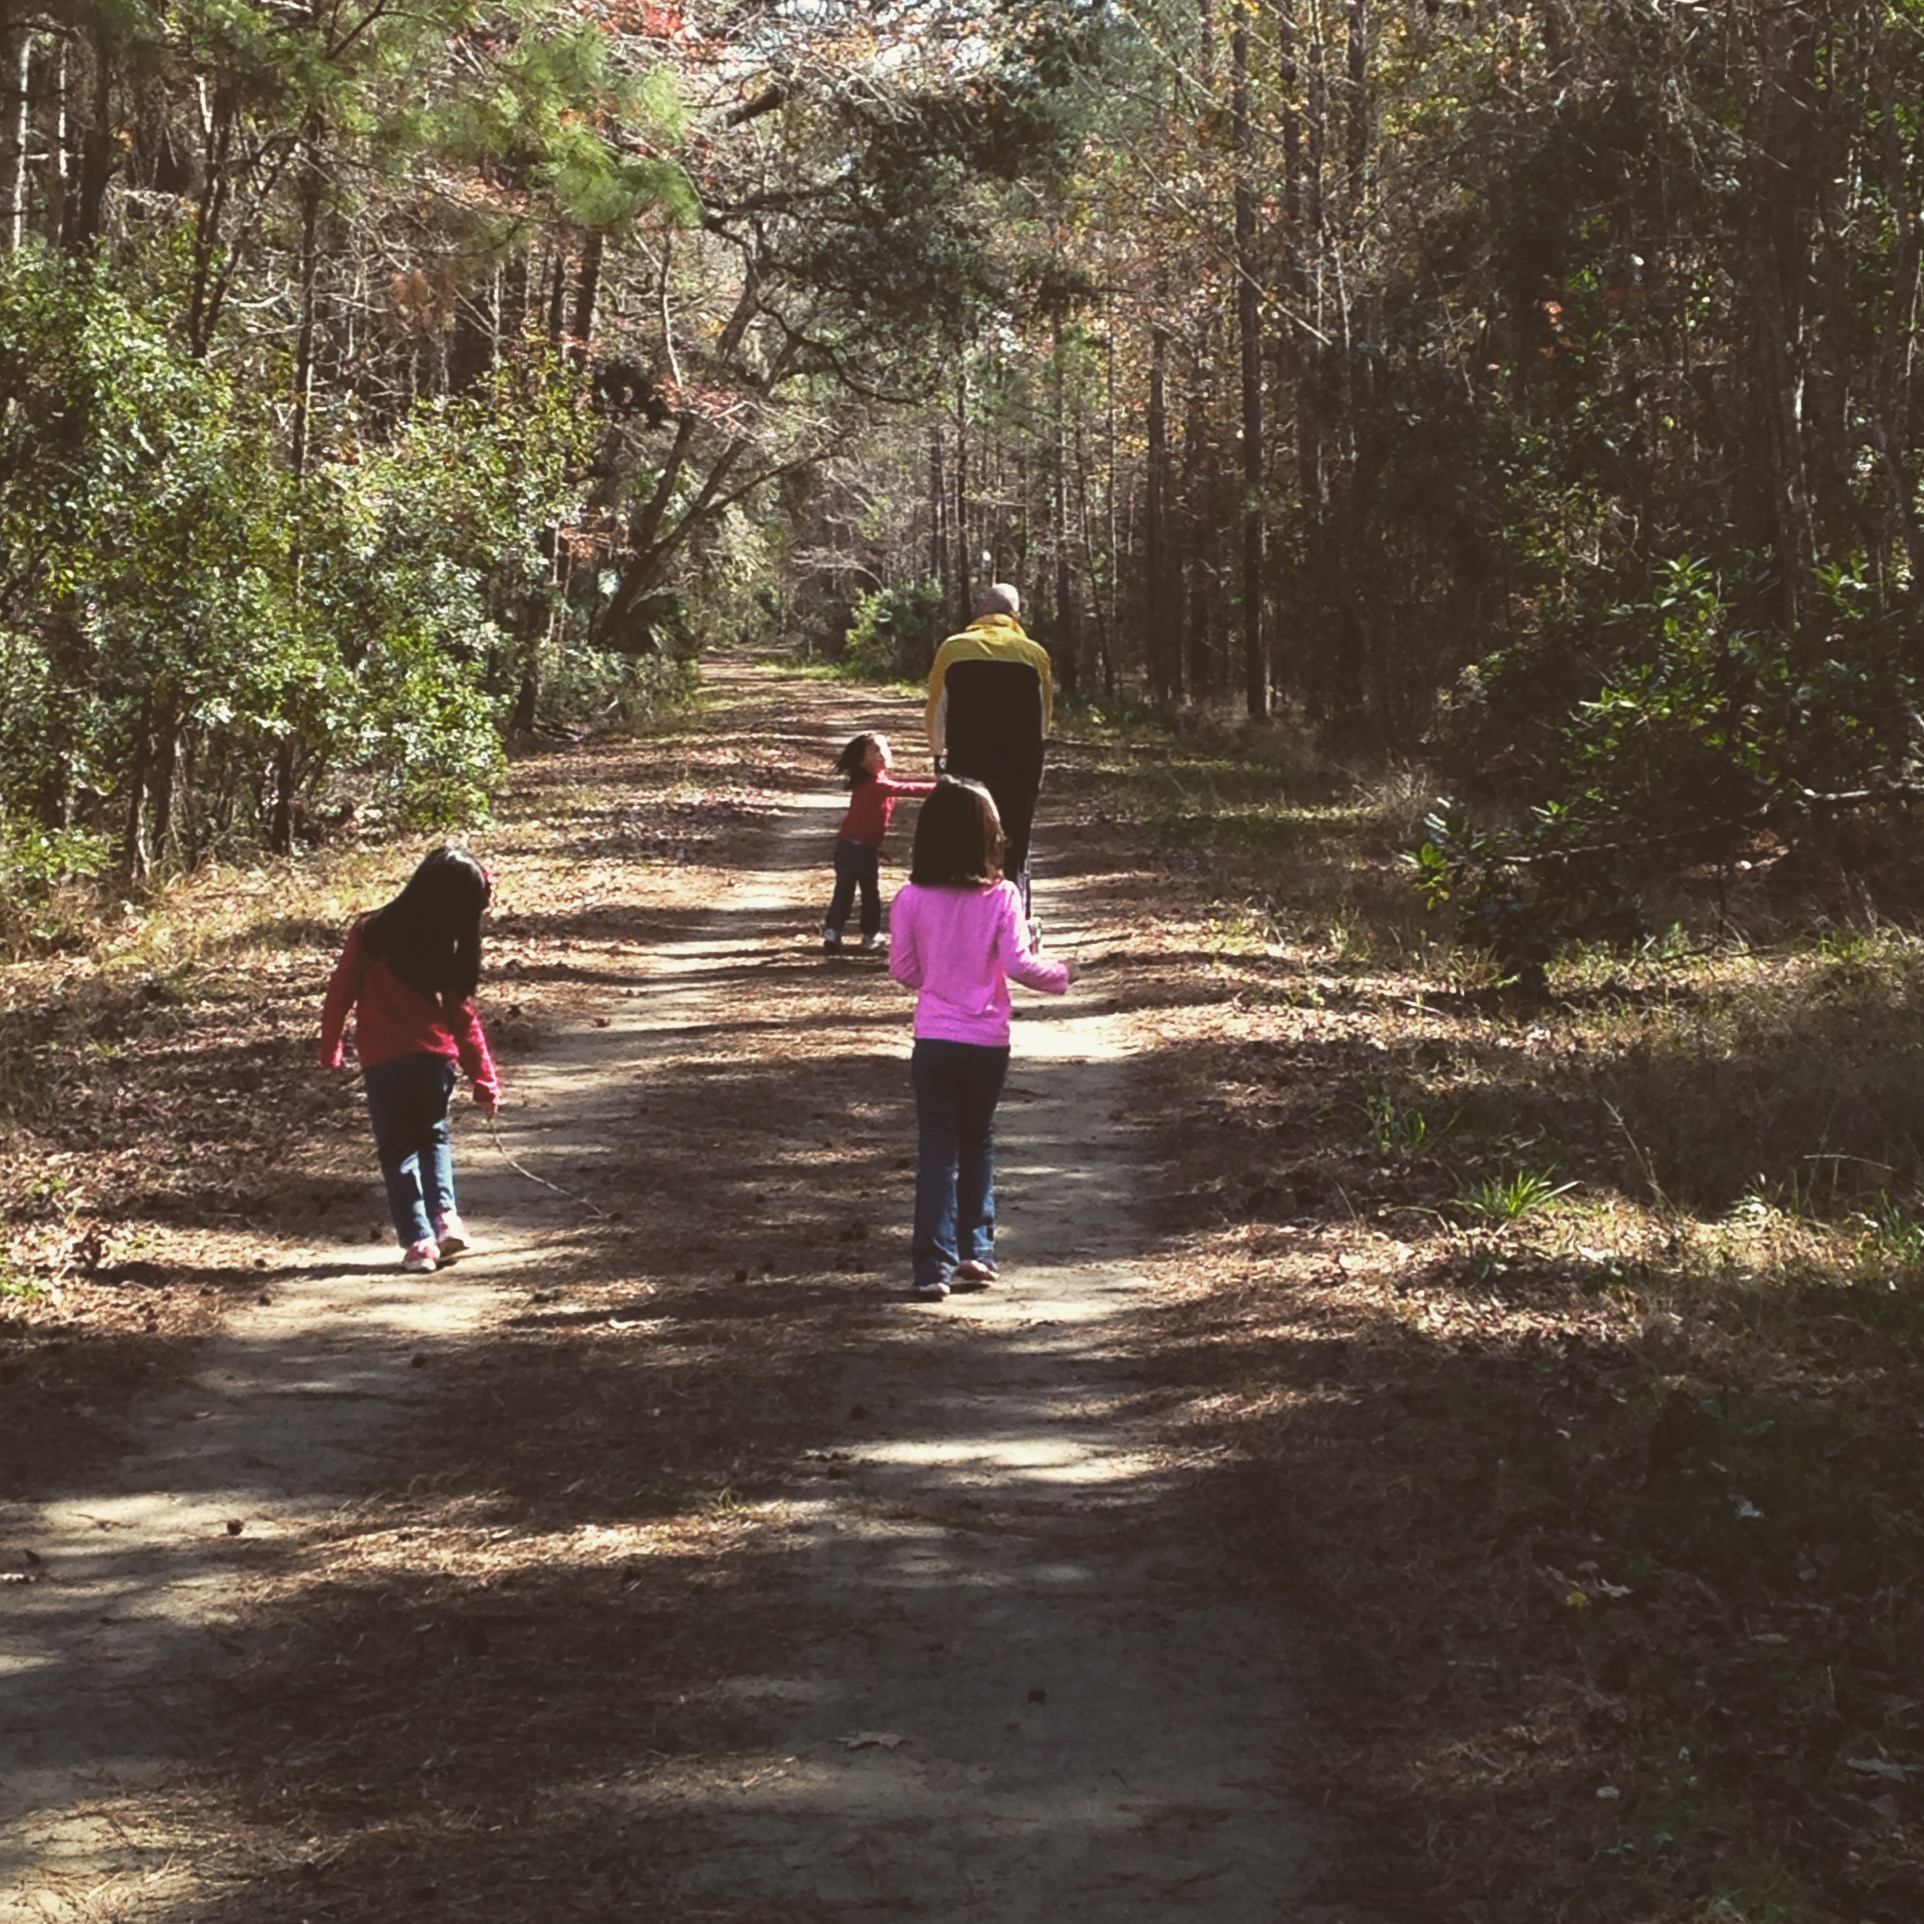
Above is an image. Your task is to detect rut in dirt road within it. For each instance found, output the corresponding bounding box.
[615,680,1355,1922]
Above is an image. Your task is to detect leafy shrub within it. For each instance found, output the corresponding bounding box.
[1411,557,1924,979]
[842,581,947,680]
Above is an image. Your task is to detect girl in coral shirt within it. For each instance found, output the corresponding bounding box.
[318,846,500,1272]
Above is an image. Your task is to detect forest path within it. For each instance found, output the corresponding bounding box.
[2,663,1352,1921]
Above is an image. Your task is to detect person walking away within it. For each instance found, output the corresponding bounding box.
[889,778,1074,1301]
[925,583,1054,919]
[318,845,501,1273]
[823,732,936,954]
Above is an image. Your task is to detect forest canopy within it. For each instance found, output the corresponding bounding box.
[3,0,1922,957]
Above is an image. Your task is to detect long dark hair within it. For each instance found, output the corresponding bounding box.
[833,733,881,788]
[361,846,492,1005]
[909,778,1004,888]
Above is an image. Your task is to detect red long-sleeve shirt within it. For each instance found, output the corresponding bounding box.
[317,920,500,1099]
[836,772,936,846]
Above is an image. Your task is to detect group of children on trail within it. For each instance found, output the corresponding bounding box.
[318,583,1068,1304]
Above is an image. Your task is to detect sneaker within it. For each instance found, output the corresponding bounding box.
[822,930,843,952]
[858,933,886,953]
[434,1211,472,1260]
[402,1237,440,1273]
[953,1259,997,1285]
[912,1276,950,1301]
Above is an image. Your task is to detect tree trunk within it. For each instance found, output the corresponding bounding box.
[1052,314,1079,699]
[1146,322,1175,702]
[1743,4,1823,629]
[148,702,180,866]
[1233,10,1268,720]
[545,244,567,347]
[569,228,603,370]
[6,22,30,250]
[1182,343,1213,701]
[120,695,152,884]
[929,427,947,607]
[953,377,972,621]
[59,21,113,252]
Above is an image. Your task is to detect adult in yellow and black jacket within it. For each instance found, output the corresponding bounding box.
[925,584,1055,914]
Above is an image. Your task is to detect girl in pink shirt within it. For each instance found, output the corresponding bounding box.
[889,779,1074,1300]
[318,846,501,1273]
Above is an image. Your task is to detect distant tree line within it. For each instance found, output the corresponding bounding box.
[6,0,1921,949]
[792,0,1924,944]
[0,0,1101,910]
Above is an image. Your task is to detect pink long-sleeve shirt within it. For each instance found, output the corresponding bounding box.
[888,879,1070,1046]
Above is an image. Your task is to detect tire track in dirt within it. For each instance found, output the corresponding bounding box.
[0,679,829,1919]
[617,673,1360,1922]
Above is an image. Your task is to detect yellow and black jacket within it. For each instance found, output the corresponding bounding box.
[925,615,1055,767]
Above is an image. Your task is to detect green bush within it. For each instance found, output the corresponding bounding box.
[842,581,947,680]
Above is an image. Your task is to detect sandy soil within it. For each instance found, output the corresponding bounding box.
[0,666,1369,1922]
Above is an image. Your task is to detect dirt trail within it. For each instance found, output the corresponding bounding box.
[2,667,1354,1921]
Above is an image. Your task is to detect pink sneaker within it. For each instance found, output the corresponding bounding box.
[434,1211,472,1260]
[402,1237,440,1273]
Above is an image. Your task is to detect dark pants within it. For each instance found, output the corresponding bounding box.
[825,837,882,940]
[910,1038,1010,1286]
[363,1053,460,1246]
[948,745,1044,911]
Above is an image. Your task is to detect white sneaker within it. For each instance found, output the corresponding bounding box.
[402,1237,440,1273]
[434,1211,472,1259]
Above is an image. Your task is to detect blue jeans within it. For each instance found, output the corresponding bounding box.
[826,838,881,940]
[363,1053,460,1246]
[910,1039,1010,1285]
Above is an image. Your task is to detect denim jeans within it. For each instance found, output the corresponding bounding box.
[910,1038,1010,1285]
[826,837,882,940]
[363,1053,460,1246]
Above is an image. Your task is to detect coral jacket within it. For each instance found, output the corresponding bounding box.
[317,920,500,1099]
[836,772,937,846]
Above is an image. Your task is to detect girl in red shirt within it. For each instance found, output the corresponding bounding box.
[822,732,935,954]
[318,846,501,1272]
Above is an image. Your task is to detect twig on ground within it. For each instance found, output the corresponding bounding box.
[484,1117,616,1221]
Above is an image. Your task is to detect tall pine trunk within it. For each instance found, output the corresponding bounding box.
[1233,10,1268,720]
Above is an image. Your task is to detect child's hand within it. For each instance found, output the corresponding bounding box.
[476,1087,501,1120]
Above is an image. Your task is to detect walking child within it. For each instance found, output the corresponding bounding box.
[888,778,1074,1301]
[823,731,936,953]
[317,845,501,1273]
